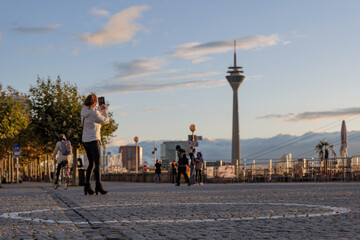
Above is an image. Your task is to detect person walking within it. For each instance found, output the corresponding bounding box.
[170,159,177,183]
[81,93,109,195]
[189,149,197,185]
[52,134,72,185]
[196,152,204,185]
[175,145,190,186]
[154,159,162,183]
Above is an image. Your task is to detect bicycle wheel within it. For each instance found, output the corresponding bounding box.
[53,177,59,189]
[62,167,69,190]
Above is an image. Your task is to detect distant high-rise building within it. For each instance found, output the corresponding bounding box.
[160,141,191,167]
[226,41,245,165]
[119,146,142,170]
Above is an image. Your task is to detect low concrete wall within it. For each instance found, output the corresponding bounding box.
[102,172,175,183]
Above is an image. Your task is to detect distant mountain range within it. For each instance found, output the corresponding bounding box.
[107,131,360,166]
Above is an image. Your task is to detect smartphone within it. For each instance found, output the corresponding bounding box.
[98,96,105,106]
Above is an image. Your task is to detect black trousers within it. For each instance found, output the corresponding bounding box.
[83,140,102,184]
[196,169,202,183]
[56,160,68,180]
[171,171,177,183]
[176,165,190,185]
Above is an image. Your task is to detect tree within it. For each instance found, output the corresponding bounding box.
[28,76,118,184]
[315,139,336,175]
[28,76,84,152]
[0,84,29,142]
[0,84,30,186]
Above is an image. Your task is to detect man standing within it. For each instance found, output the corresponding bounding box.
[154,159,162,183]
[175,145,190,186]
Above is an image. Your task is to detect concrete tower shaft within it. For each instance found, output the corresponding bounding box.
[225,41,245,165]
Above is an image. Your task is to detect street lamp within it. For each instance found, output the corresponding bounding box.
[134,136,139,173]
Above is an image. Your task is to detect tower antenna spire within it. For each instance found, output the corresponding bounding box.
[234,40,237,69]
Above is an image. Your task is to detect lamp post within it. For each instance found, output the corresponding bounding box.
[134,136,139,173]
[190,124,196,150]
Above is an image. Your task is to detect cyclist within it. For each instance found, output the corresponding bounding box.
[52,134,72,185]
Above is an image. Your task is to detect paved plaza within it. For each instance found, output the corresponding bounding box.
[0,181,360,239]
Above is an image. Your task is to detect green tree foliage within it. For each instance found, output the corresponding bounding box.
[101,107,119,146]
[28,76,118,153]
[0,84,29,156]
[0,84,29,140]
[28,76,84,153]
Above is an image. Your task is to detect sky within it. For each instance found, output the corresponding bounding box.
[1,0,360,147]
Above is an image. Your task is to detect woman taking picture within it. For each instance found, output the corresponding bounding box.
[81,93,109,195]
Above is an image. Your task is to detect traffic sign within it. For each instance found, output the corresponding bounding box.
[13,144,21,153]
[188,141,198,148]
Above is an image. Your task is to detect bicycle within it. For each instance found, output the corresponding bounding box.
[53,161,71,190]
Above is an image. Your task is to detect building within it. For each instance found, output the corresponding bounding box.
[119,146,142,171]
[160,141,191,167]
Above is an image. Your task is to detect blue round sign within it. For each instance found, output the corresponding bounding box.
[13,144,21,152]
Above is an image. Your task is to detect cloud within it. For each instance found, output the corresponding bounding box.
[258,107,360,122]
[108,105,125,111]
[14,24,61,34]
[97,79,227,95]
[90,7,110,17]
[136,107,171,115]
[172,34,281,63]
[107,136,128,147]
[113,57,175,79]
[18,44,54,53]
[80,5,149,46]
[0,32,2,41]
[119,112,128,116]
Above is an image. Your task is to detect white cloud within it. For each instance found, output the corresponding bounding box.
[80,5,149,46]
[14,24,61,34]
[119,112,128,116]
[258,107,360,122]
[136,107,171,115]
[172,34,281,63]
[90,7,110,17]
[107,136,128,147]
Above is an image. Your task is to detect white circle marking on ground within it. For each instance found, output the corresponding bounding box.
[0,202,350,225]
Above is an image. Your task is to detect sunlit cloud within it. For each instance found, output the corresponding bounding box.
[80,5,149,46]
[72,47,81,56]
[90,7,110,17]
[108,105,125,111]
[136,107,171,115]
[14,24,61,34]
[258,107,360,122]
[172,34,281,63]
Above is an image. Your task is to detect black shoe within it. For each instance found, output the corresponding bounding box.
[175,184,180,186]
[84,183,95,195]
[95,183,108,195]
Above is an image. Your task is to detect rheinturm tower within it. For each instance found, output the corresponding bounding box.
[226,41,245,165]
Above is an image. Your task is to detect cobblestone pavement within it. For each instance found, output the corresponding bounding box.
[1,182,360,239]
